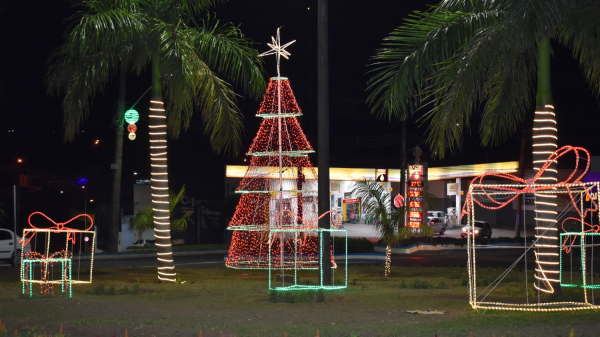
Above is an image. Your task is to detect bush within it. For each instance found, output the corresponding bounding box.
[333,237,374,254]
[409,279,432,289]
[316,289,325,302]
[269,290,278,303]
[93,284,105,295]
[436,281,449,289]
[269,290,325,303]
[295,291,315,303]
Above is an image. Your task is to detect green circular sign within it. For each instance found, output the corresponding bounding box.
[124,109,139,124]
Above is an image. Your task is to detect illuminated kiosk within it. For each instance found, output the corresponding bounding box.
[21,212,96,298]
[226,29,346,290]
[465,150,599,311]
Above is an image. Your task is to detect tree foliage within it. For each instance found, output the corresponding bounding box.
[367,0,600,158]
[131,185,192,234]
[47,0,267,156]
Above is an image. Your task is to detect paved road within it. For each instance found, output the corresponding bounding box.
[335,222,520,240]
[4,247,599,273]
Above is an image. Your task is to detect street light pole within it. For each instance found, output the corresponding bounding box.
[317,0,331,285]
[13,185,18,263]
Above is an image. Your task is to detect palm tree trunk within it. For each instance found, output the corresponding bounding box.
[385,245,391,278]
[515,128,526,238]
[532,37,560,295]
[150,54,176,282]
[109,68,126,254]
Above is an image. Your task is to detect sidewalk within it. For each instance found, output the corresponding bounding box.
[71,248,229,261]
[332,222,381,242]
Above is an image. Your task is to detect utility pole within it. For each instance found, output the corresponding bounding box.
[317,0,331,285]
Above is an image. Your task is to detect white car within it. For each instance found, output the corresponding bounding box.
[427,211,448,235]
[0,228,26,266]
[132,239,155,247]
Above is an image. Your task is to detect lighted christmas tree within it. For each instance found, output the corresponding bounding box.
[226,29,333,271]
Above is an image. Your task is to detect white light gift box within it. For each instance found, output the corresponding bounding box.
[463,146,600,311]
[20,212,96,298]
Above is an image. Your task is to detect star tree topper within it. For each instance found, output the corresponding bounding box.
[260,27,296,78]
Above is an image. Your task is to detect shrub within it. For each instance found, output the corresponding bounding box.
[333,237,373,254]
[107,286,116,296]
[93,284,105,295]
[316,289,325,302]
[281,292,295,303]
[295,291,315,303]
[436,281,449,289]
[269,290,278,303]
[409,279,432,289]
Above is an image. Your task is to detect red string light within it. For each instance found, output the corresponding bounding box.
[461,145,598,255]
[226,78,338,270]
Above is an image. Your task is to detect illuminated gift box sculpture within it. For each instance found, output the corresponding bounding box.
[226,29,346,291]
[20,212,96,298]
[463,146,599,311]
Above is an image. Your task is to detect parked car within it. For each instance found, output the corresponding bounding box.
[0,228,27,266]
[132,239,155,247]
[428,217,447,235]
[461,221,492,239]
[427,211,447,225]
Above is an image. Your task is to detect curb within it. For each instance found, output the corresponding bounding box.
[373,241,523,255]
[73,249,229,261]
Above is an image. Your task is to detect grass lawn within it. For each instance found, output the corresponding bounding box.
[0,263,598,337]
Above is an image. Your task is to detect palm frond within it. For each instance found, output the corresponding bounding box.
[154,21,244,156]
[176,0,220,18]
[350,179,399,246]
[64,8,148,57]
[47,49,121,141]
[557,2,600,97]
[421,23,519,157]
[132,206,154,234]
[479,49,536,146]
[133,185,192,232]
[367,7,503,122]
[47,2,149,141]
[192,14,266,100]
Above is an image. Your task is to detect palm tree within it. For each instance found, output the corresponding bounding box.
[132,186,193,235]
[367,0,600,294]
[47,0,266,282]
[350,179,434,278]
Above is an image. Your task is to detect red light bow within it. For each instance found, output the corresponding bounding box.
[21,212,94,247]
[461,146,598,252]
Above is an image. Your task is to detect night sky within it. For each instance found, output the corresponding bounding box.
[1,0,599,215]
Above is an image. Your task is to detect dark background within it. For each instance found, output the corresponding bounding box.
[1,0,599,242]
